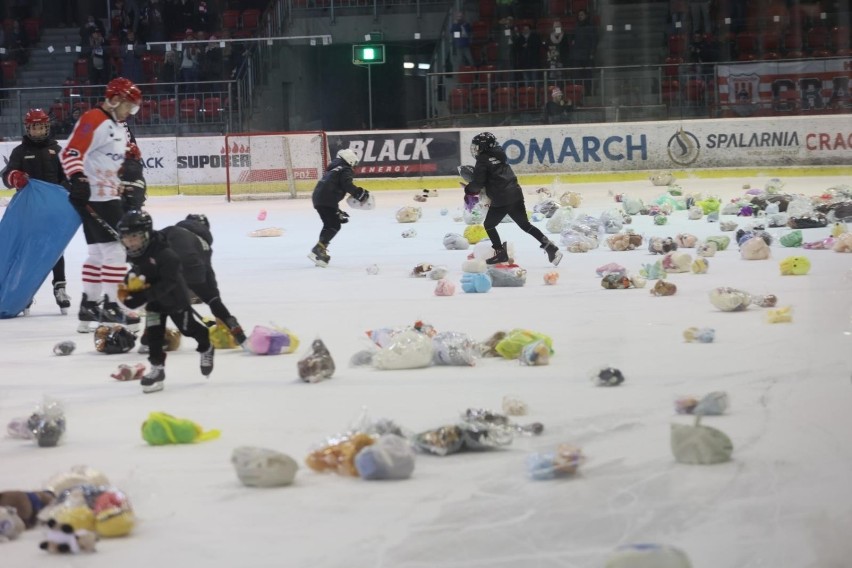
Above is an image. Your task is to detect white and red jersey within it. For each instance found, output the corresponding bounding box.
[60,107,129,202]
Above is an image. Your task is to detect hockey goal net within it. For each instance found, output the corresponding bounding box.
[225,130,328,201]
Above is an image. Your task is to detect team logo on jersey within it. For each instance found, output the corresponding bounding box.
[667,128,700,166]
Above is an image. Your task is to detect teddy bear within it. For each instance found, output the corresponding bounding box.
[0,491,55,528]
[0,506,25,542]
[39,518,97,553]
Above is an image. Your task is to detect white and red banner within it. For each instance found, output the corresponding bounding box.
[717,58,852,111]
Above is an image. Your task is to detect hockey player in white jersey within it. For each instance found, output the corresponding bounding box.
[61,77,143,332]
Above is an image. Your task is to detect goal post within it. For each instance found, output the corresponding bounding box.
[225,130,328,201]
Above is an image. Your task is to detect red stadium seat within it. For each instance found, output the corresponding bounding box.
[222,10,240,30]
[179,98,201,121]
[137,99,156,124]
[449,87,469,114]
[517,86,538,110]
[563,83,584,106]
[74,58,89,81]
[50,102,70,122]
[158,98,176,121]
[1,60,17,86]
[201,97,223,121]
[471,87,490,112]
[495,86,516,110]
[241,9,261,30]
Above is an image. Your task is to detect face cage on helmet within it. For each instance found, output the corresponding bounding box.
[120,230,149,258]
[26,122,50,142]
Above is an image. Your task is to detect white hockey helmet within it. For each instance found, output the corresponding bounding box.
[337,148,359,167]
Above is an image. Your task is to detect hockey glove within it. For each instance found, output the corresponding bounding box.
[336,209,350,224]
[353,187,370,203]
[68,173,91,207]
[7,170,29,190]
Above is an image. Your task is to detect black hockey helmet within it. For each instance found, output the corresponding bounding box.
[117,209,153,258]
[185,213,210,228]
[470,132,498,158]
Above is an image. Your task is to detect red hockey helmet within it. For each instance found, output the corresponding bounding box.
[105,77,142,106]
[125,142,142,161]
[24,108,51,141]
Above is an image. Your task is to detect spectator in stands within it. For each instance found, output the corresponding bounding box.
[121,30,144,83]
[545,45,563,81]
[175,0,198,34]
[451,12,474,74]
[141,0,167,44]
[688,0,711,36]
[112,0,139,35]
[196,1,214,34]
[496,17,516,71]
[8,19,30,65]
[201,34,224,84]
[545,20,568,80]
[687,31,717,74]
[543,88,573,123]
[160,49,178,88]
[513,24,541,86]
[180,30,201,92]
[566,9,597,87]
[80,15,106,49]
[89,30,109,86]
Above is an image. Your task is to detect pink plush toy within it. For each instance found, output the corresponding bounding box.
[434,279,456,296]
[543,272,559,285]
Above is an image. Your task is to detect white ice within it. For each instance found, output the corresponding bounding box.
[1,176,851,568]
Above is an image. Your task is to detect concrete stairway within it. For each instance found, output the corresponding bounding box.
[18,27,83,90]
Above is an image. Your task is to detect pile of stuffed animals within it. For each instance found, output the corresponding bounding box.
[0,465,135,554]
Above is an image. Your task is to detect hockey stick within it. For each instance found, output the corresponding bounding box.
[83,204,122,241]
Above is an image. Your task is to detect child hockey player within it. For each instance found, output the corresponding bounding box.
[463,132,563,266]
[60,77,142,332]
[0,108,71,313]
[309,148,371,267]
[116,210,215,393]
[137,213,246,351]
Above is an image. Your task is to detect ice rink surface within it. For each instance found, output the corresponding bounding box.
[1,175,851,567]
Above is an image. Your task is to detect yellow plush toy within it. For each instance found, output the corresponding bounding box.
[209,318,239,349]
[463,224,488,245]
[779,256,811,275]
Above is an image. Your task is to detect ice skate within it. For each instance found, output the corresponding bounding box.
[225,316,247,346]
[100,295,141,331]
[22,300,33,317]
[200,344,215,376]
[77,293,100,333]
[53,281,71,315]
[308,243,330,268]
[541,239,563,267]
[486,244,511,265]
[141,364,165,393]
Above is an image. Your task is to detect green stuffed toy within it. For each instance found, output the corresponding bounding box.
[141,412,220,446]
[705,235,730,251]
[495,329,554,360]
[779,230,803,248]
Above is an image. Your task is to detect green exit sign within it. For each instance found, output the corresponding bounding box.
[353,44,385,65]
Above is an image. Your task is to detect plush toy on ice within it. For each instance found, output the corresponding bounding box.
[297,338,335,383]
[39,519,97,554]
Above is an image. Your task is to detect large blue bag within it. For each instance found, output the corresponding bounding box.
[0,180,81,318]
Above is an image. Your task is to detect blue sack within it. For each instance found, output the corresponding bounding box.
[0,180,80,318]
